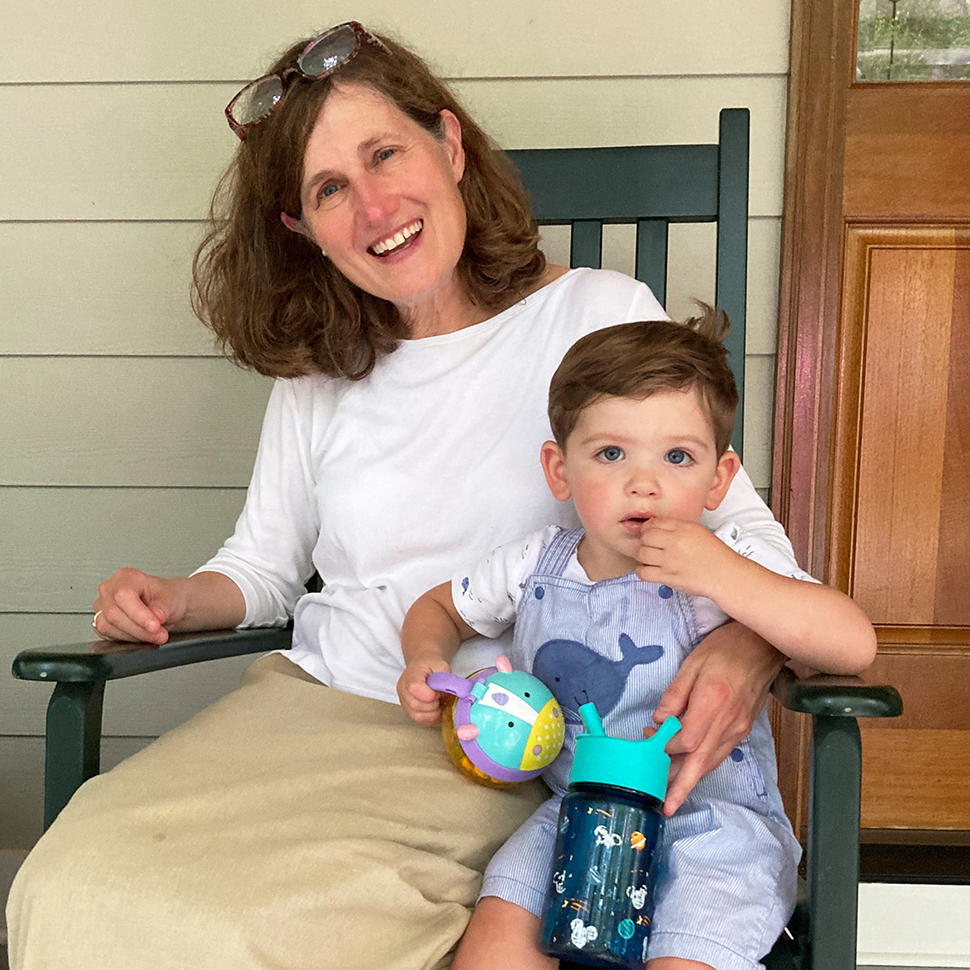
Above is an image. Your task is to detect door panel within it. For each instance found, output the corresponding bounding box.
[834,229,970,627]
[861,726,970,829]
[845,86,970,219]
[830,227,970,831]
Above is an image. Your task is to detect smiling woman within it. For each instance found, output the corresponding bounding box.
[7,20,808,970]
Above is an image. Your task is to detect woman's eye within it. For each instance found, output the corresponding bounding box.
[597,446,625,462]
[665,448,692,466]
[375,147,396,163]
[319,182,340,200]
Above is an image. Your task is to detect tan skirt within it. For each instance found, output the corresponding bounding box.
[7,654,547,969]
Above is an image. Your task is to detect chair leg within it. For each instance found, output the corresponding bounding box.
[806,715,862,970]
[44,680,106,829]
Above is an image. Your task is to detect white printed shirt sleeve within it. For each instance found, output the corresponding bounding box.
[701,462,799,570]
[451,526,562,638]
[692,521,820,637]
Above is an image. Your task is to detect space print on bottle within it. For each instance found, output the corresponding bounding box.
[543,782,666,967]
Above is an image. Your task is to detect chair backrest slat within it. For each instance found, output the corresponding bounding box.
[634,218,670,306]
[570,219,603,269]
[506,107,750,457]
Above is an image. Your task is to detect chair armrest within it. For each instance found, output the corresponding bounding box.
[12,626,293,829]
[770,666,902,719]
[12,626,293,684]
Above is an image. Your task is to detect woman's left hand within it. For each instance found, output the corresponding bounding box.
[649,621,785,816]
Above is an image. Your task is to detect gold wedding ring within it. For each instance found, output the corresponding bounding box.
[91,609,103,632]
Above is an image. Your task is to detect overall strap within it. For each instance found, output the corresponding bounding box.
[534,527,584,577]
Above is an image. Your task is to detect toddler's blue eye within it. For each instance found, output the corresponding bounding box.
[666,448,691,465]
[597,446,625,462]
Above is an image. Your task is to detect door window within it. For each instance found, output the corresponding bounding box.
[857,0,970,80]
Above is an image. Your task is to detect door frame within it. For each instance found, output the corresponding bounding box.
[770,0,858,824]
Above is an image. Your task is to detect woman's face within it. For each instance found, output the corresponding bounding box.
[285,81,470,332]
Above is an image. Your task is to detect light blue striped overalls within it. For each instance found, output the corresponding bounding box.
[479,528,801,970]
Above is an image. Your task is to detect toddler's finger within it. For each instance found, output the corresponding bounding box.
[409,679,441,703]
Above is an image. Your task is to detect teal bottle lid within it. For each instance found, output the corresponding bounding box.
[569,702,681,800]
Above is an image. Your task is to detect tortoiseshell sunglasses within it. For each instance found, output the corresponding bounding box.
[225,21,388,140]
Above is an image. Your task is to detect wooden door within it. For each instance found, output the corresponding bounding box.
[772,0,970,851]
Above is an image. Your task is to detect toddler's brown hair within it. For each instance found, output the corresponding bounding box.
[548,306,738,455]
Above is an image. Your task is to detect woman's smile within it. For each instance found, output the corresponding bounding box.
[369,219,423,256]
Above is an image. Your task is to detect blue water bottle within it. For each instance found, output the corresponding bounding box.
[540,703,681,968]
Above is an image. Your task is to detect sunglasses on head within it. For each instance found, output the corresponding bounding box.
[225,21,388,140]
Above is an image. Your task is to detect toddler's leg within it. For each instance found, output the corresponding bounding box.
[451,897,557,970]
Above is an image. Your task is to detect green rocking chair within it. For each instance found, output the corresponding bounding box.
[11,108,903,970]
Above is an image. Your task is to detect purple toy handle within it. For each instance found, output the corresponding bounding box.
[426,671,472,698]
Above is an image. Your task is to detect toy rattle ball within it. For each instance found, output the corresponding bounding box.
[428,656,565,788]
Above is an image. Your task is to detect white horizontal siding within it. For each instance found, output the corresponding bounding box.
[1,488,247,613]
[0,222,214,356]
[1,77,786,220]
[1,359,272,486]
[4,0,790,82]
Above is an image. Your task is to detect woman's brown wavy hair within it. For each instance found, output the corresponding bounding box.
[191,27,546,380]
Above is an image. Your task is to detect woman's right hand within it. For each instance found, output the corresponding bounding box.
[92,568,188,644]
[650,621,785,815]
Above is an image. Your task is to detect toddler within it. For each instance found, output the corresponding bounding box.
[397,311,876,970]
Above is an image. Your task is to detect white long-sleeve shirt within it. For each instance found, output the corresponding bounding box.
[197,269,799,703]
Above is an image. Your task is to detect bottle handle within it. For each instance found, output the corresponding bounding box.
[650,715,682,750]
[426,672,472,698]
